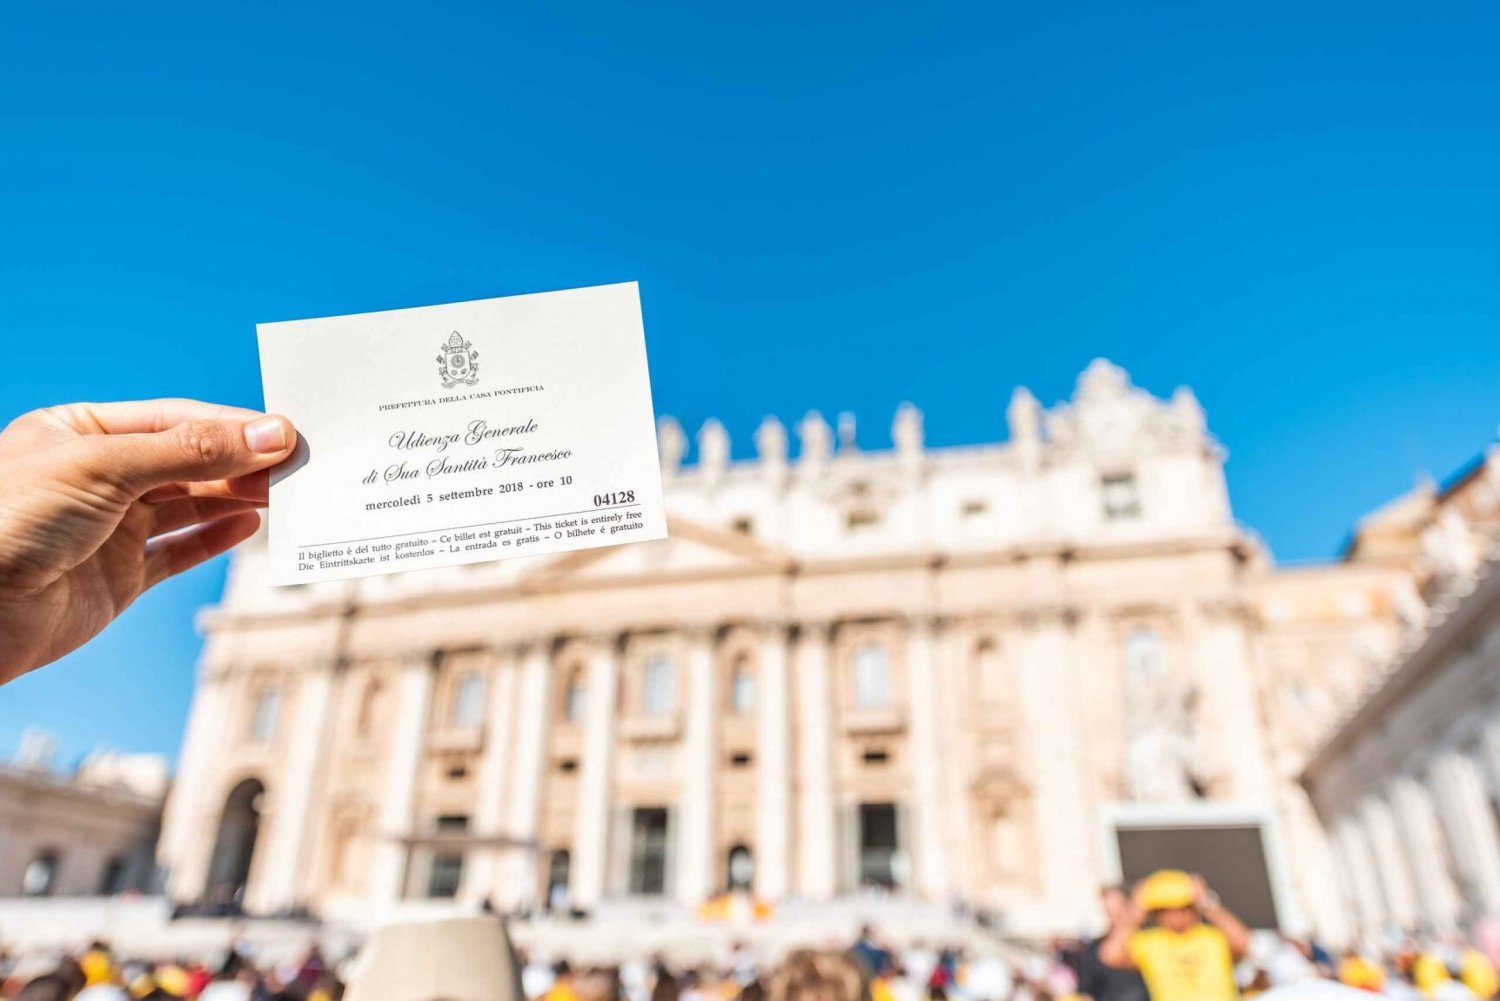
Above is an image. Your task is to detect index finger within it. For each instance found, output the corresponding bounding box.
[45,399,266,436]
[142,469,270,504]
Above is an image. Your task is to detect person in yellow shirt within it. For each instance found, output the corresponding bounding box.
[1098,870,1252,1001]
[545,961,582,1001]
[80,942,115,989]
[1338,948,1386,992]
[1462,946,1499,1000]
[1411,948,1452,997]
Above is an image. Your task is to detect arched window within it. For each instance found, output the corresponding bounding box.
[22,850,60,897]
[729,657,756,715]
[852,644,891,708]
[451,671,486,728]
[561,668,586,724]
[356,679,384,738]
[206,778,265,904]
[99,855,129,895]
[726,844,754,892]
[249,688,281,743]
[642,655,674,716]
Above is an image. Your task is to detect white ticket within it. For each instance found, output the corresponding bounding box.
[256,281,667,584]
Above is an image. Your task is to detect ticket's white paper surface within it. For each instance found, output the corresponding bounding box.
[257,281,666,584]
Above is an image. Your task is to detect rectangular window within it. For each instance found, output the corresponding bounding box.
[1101,472,1142,520]
[642,657,675,716]
[250,689,281,743]
[450,672,486,728]
[730,666,756,715]
[852,644,892,708]
[563,676,586,723]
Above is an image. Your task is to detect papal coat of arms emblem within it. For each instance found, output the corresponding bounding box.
[437,331,479,388]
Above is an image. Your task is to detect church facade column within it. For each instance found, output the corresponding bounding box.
[1360,793,1419,931]
[571,635,621,907]
[676,627,719,903]
[463,647,518,906]
[249,659,340,912]
[1184,601,1275,804]
[500,642,553,910]
[1282,784,1355,946]
[906,615,949,898]
[754,622,792,899]
[1389,772,1461,935]
[794,621,838,898]
[935,621,977,899]
[1431,749,1500,915]
[1015,607,1096,927]
[1334,814,1388,939]
[1482,717,1500,808]
[159,667,235,900]
[369,651,435,905]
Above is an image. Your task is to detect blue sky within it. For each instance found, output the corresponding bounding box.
[2,2,1497,765]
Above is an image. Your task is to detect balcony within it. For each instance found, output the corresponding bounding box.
[619,713,682,743]
[842,705,906,735]
[427,727,484,754]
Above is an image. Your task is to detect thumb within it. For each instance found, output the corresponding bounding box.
[72,414,298,498]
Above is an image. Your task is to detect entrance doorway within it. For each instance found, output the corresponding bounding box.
[545,849,571,911]
[205,778,264,905]
[857,802,900,889]
[628,807,670,896]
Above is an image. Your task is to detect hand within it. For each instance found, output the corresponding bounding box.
[1192,874,1220,911]
[0,399,298,685]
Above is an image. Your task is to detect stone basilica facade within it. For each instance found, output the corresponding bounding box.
[157,359,1449,939]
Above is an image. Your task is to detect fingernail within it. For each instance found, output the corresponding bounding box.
[245,416,288,454]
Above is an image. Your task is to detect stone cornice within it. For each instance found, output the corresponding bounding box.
[1012,603,1082,629]
[1194,597,1254,622]
[898,611,941,632]
[200,529,1258,630]
[197,598,353,633]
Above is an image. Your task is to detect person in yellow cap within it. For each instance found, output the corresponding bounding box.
[80,943,115,989]
[1098,870,1251,1001]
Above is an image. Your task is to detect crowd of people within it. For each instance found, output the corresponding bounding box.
[0,940,336,1001]
[6,871,1500,1001]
